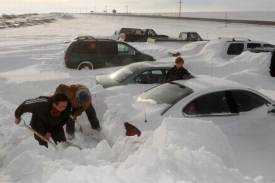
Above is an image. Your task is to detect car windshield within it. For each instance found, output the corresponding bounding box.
[110,65,139,82]
[138,82,193,105]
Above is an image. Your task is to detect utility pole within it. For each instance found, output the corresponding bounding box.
[94,7,96,13]
[178,0,183,17]
[126,5,128,14]
[105,6,107,13]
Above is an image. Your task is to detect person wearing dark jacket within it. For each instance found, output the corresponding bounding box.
[270,51,275,77]
[14,93,71,147]
[55,84,100,140]
[164,56,189,83]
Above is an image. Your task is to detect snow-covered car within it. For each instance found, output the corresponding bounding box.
[122,75,275,134]
[63,35,95,43]
[95,61,171,88]
[214,37,274,60]
[103,75,275,180]
[172,37,274,61]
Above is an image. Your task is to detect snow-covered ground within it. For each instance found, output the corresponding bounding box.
[0,13,275,183]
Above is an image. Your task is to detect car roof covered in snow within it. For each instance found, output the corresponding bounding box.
[172,75,248,94]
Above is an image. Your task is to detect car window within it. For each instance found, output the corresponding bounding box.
[120,28,135,34]
[139,83,193,105]
[147,29,157,36]
[227,43,244,55]
[117,43,136,55]
[110,64,139,82]
[97,42,116,54]
[135,70,165,84]
[182,91,231,116]
[71,42,96,54]
[230,90,269,112]
[179,33,187,40]
[247,43,261,48]
[190,33,200,41]
[263,44,275,48]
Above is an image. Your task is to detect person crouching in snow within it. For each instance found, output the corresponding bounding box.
[55,84,100,140]
[14,93,71,147]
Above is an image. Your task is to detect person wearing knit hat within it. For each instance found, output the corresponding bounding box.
[164,56,189,83]
[76,89,90,103]
[55,84,100,140]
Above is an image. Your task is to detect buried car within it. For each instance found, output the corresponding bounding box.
[64,39,155,70]
[63,35,95,43]
[121,76,275,134]
[95,61,172,88]
[106,75,275,180]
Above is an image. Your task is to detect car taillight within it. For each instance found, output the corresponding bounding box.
[124,122,141,136]
[64,56,69,62]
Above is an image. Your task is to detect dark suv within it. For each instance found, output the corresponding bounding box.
[64,39,155,70]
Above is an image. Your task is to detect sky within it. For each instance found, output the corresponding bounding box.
[0,13,275,182]
[1,0,275,14]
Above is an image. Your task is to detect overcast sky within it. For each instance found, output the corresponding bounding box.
[1,0,274,14]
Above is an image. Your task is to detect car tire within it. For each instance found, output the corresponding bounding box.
[77,62,93,70]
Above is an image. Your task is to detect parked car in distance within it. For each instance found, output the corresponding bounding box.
[148,31,205,44]
[169,37,274,60]
[95,61,171,88]
[214,37,274,60]
[64,38,155,70]
[63,35,95,43]
[117,27,169,42]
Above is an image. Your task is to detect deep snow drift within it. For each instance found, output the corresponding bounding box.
[0,13,275,183]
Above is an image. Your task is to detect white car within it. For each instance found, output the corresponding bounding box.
[126,76,275,133]
[112,75,275,179]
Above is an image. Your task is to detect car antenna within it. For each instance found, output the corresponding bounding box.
[138,82,147,122]
[211,58,213,77]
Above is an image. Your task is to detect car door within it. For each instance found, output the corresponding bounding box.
[117,42,138,66]
[180,91,238,126]
[95,41,120,68]
[226,90,275,175]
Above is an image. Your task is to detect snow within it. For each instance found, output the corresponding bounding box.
[0,13,275,183]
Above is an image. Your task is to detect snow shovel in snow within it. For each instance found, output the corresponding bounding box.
[70,115,100,140]
[21,119,82,150]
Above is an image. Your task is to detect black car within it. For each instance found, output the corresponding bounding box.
[64,38,155,70]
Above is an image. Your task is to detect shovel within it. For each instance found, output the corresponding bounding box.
[70,115,100,140]
[21,119,82,150]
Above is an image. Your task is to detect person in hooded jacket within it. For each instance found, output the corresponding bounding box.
[55,84,100,140]
[164,56,189,83]
[14,93,71,147]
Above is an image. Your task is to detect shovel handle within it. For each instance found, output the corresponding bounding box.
[24,123,47,141]
[22,119,58,150]
[70,115,83,132]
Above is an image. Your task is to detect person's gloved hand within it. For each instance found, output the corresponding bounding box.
[44,132,51,141]
[15,118,21,124]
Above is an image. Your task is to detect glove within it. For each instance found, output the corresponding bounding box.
[15,118,21,124]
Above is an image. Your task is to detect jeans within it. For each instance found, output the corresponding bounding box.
[66,103,100,134]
